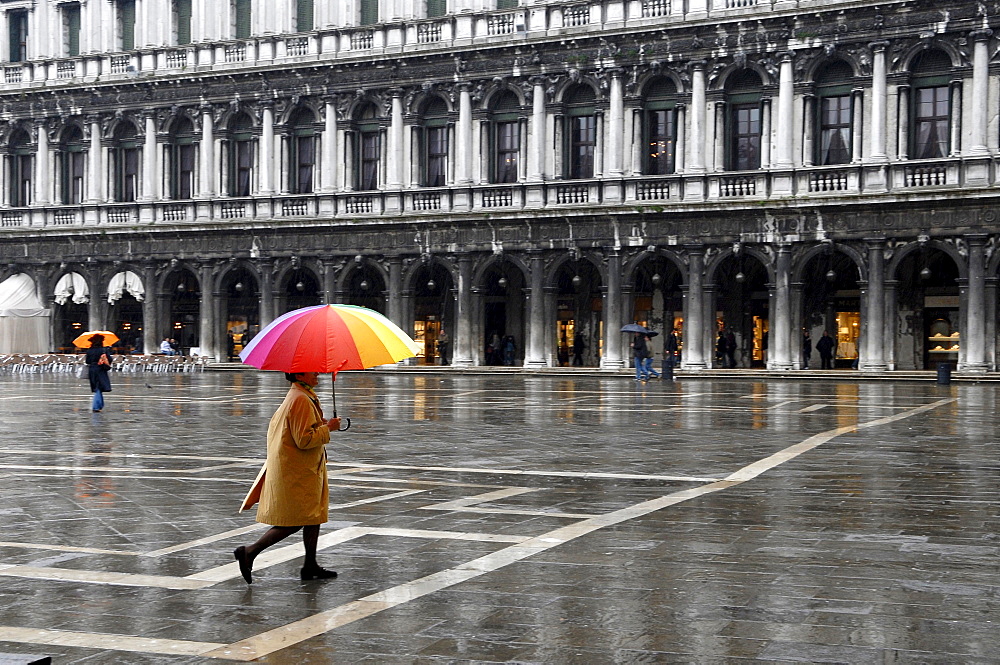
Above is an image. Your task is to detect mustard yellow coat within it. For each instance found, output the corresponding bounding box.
[255,383,330,527]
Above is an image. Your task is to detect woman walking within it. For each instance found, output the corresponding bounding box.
[84,334,112,412]
[234,371,342,584]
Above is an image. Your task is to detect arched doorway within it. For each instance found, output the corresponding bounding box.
[554,258,602,367]
[53,272,89,352]
[279,267,321,315]
[164,269,200,355]
[107,271,144,353]
[344,262,386,314]
[800,248,862,368]
[479,258,526,366]
[894,246,960,370]
[631,254,684,367]
[712,251,768,368]
[411,262,454,364]
[222,268,260,361]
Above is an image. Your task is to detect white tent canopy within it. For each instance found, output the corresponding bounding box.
[107,270,144,304]
[0,273,50,353]
[54,272,90,306]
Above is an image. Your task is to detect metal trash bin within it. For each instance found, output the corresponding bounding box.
[936,362,952,385]
[661,359,675,382]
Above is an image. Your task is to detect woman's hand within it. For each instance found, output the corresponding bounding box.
[327,417,341,431]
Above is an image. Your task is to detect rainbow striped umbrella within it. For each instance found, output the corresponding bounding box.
[240,304,420,374]
[239,304,420,421]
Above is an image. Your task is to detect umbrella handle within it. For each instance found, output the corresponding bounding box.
[339,418,351,432]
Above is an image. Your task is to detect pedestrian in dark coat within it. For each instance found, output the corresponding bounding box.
[84,334,113,412]
[802,331,812,369]
[816,330,836,369]
[665,330,679,367]
[632,333,648,380]
[725,331,737,368]
[716,332,727,367]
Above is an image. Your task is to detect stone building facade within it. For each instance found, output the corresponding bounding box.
[0,0,996,371]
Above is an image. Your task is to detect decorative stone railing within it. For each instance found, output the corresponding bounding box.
[0,158,988,230]
[0,0,866,89]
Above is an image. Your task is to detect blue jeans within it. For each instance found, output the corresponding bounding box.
[634,357,646,380]
[644,357,660,378]
[92,389,104,411]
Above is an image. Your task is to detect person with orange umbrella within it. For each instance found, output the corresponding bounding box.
[233,304,420,584]
[74,332,116,412]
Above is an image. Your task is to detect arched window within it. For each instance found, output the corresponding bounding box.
[642,77,678,175]
[111,122,139,202]
[58,125,86,204]
[7,129,32,207]
[564,84,596,179]
[910,50,952,160]
[353,103,380,191]
[489,90,520,184]
[420,97,449,187]
[227,112,254,197]
[287,109,316,194]
[725,70,762,171]
[815,61,854,165]
[168,117,196,200]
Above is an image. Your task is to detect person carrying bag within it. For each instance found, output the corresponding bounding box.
[84,334,113,412]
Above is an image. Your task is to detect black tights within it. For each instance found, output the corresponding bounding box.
[245,524,321,569]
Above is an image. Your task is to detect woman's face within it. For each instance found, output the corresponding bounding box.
[296,372,320,387]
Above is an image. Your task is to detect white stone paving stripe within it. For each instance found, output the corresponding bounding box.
[0,566,212,590]
[201,397,954,662]
[329,489,426,509]
[142,524,266,557]
[0,541,139,556]
[0,626,224,656]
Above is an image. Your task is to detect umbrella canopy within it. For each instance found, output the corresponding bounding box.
[239,304,421,374]
[73,330,120,348]
[620,323,650,334]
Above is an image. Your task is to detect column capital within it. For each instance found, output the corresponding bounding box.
[970,29,993,42]
[868,40,889,52]
[965,233,989,246]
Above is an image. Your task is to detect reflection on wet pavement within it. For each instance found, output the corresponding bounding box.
[0,372,997,662]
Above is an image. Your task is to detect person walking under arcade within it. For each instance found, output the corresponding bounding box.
[816,330,836,369]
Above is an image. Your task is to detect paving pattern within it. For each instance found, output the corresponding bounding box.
[0,371,997,663]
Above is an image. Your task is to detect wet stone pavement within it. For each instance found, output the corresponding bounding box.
[0,371,998,664]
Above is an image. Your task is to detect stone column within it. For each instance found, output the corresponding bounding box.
[456,83,473,184]
[884,280,898,370]
[525,250,546,367]
[600,250,624,369]
[851,88,864,162]
[387,89,404,189]
[87,117,104,203]
[259,262,274,328]
[387,257,403,329]
[34,120,50,205]
[529,76,546,181]
[142,264,158,355]
[682,246,706,369]
[969,30,992,155]
[675,104,686,172]
[896,85,909,160]
[260,103,274,195]
[688,62,706,172]
[802,95,815,166]
[607,69,624,176]
[770,244,792,369]
[321,97,338,192]
[775,53,794,169]
[963,234,988,373]
[200,106,215,197]
[453,256,474,366]
[949,80,962,157]
[198,262,216,360]
[869,42,888,161]
[862,239,887,371]
[141,111,158,201]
